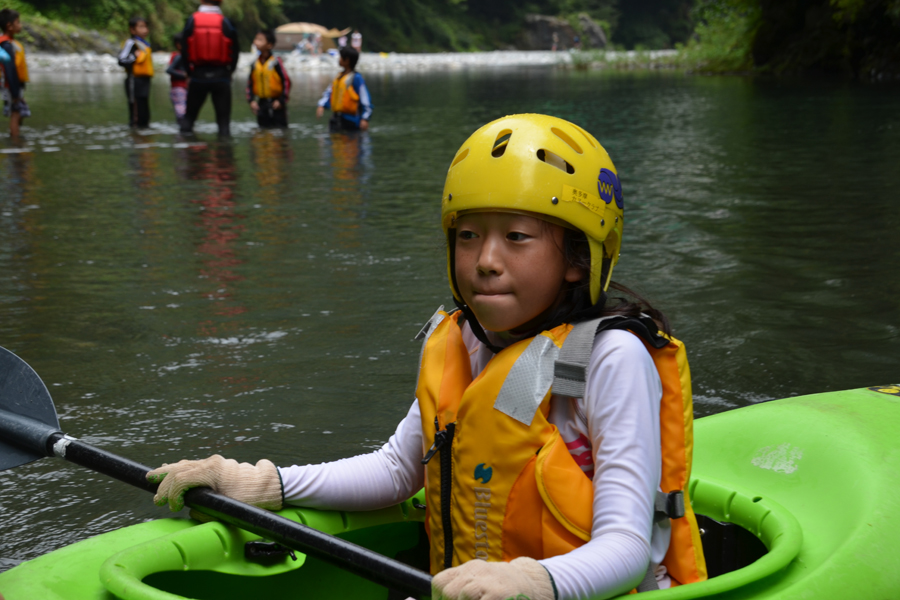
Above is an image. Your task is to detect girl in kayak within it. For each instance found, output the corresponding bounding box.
[148,114,706,599]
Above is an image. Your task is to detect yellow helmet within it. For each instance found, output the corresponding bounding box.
[442,114,624,305]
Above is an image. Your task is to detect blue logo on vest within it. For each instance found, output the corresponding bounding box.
[598,168,623,209]
[474,463,493,484]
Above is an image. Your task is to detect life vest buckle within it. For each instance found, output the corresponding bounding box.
[655,490,685,522]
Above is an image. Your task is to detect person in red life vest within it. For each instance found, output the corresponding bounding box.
[166,32,189,129]
[0,8,31,138]
[179,0,239,136]
[246,29,291,129]
[145,115,707,600]
[117,16,154,129]
[315,46,372,132]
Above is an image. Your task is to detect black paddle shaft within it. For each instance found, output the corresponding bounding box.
[0,408,432,598]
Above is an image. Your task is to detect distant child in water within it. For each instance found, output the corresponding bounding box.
[117,16,154,129]
[147,114,708,600]
[0,8,31,138]
[166,33,188,128]
[316,46,372,132]
[246,29,291,129]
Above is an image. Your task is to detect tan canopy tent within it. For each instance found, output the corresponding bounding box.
[274,22,352,52]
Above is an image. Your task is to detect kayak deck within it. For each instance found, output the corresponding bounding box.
[1,386,898,599]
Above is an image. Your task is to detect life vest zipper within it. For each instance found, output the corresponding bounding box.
[422,417,456,569]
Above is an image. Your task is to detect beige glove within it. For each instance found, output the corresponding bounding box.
[432,557,556,600]
[147,454,283,512]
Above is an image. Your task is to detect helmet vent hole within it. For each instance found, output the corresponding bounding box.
[571,124,597,149]
[537,149,575,174]
[551,127,583,154]
[492,130,512,157]
[451,148,470,168]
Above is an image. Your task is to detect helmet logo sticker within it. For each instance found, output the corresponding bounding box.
[598,168,623,209]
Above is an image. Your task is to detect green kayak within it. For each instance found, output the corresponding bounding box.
[1,385,898,599]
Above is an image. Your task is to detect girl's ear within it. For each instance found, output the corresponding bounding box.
[564,263,586,283]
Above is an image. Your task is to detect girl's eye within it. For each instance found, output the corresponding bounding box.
[458,230,477,240]
[507,232,529,241]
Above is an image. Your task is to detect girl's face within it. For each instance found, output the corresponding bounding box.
[454,212,582,333]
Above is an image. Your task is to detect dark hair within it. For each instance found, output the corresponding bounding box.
[340,46,359,70]
[258,28,276,46]
[128,16,147,30]
[172,32,183,45]
[542,227,671,335]
[0,8,20,31]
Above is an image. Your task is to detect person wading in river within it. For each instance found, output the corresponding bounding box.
[247,29,291,129]
[117,16,154,129]
[0,8,30,138]
[179,0,239,136]
[315,46,372,132]
[166,33,189,129]
[145,114,708,599]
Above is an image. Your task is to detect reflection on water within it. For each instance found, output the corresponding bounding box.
[320,131,372,245]
[0,69,898,566]
[186,143,246,318]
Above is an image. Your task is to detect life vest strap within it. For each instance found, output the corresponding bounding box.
[637,564,661,592]
[552,314,668,399]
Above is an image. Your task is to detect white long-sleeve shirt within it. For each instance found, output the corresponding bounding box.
[279,324,668,600]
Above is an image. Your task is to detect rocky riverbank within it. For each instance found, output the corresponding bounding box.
[24,48,681,74]
[17,16,118,54]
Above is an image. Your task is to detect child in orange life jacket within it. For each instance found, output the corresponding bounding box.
[146,115,707,600]
[315,46,372,132]
[166,33,188,128]
[246,29,291,129]
[117,16,154,129]
[0,8,30,138]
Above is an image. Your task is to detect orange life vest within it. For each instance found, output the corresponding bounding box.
[250,56,283,99]
[123,38,154,78]
[416,308,707,588]
[330,72,359,115]
[0,37,27,83]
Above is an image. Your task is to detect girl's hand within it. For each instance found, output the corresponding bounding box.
[316,106,325,118]
[432,557,555,600]
[272,100,282,110]
[250,100,259,115]
[147,455,283,512]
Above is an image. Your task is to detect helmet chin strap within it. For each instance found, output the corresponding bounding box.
[452,298,504,354]
[453,286,608,355]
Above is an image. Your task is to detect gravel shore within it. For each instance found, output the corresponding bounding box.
[24,49,679,74]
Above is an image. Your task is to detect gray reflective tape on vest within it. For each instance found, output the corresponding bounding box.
[494,334,559,426]
[415,305,445,342]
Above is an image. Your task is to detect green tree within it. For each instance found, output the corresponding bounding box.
[12,0,286,49]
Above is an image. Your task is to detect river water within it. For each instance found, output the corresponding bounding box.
[0,67,898,568]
